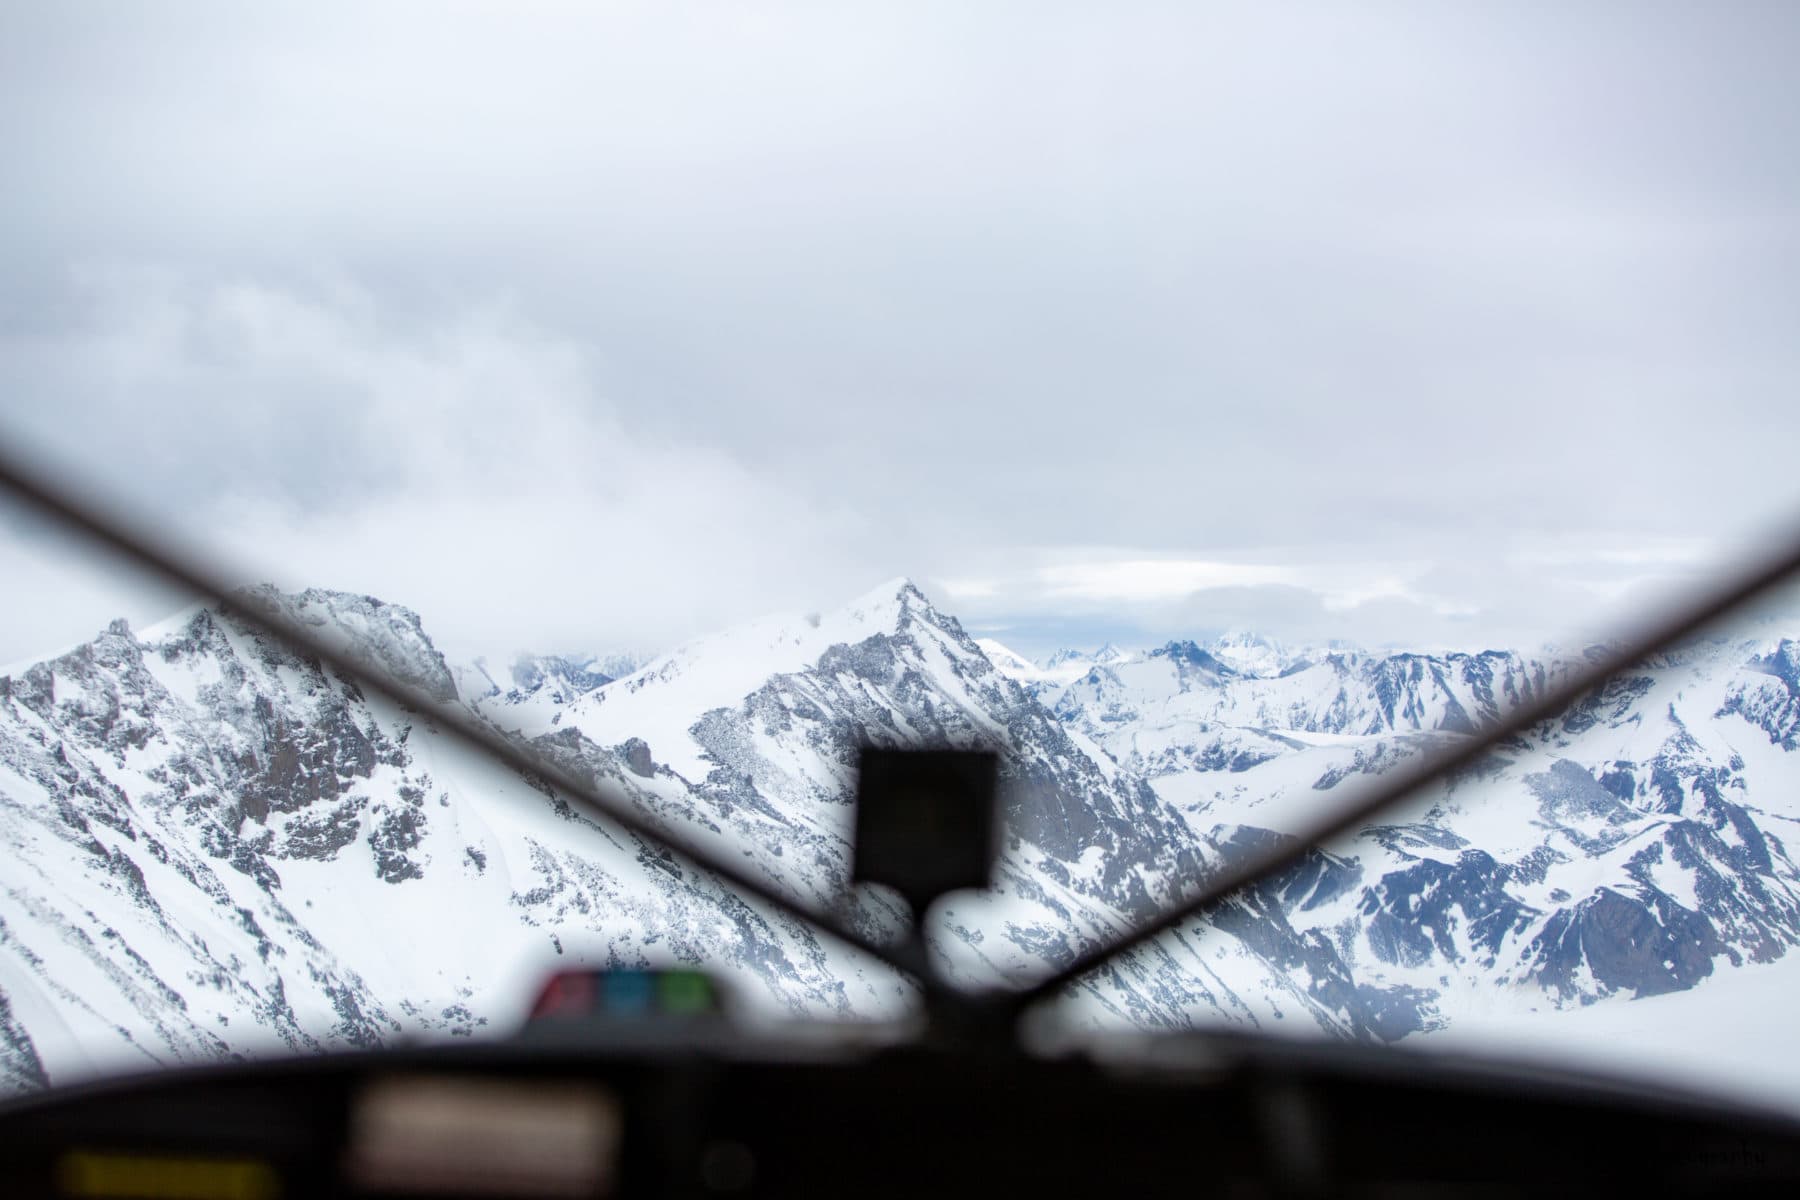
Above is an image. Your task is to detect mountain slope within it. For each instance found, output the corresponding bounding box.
[0,591,901,1092]
[13,578,1798,1100]
[1051,630,1800,1020]
[493,580,1426,1036]
[0,581,1435,1095]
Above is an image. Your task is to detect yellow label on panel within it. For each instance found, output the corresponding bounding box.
[56,1151,278,1200]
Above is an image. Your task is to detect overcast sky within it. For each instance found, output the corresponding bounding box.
[3,2,1799,665]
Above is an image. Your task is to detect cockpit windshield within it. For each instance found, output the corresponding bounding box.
[3,1,1800,1125]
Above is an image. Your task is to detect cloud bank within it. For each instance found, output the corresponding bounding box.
[3,3,1799,661]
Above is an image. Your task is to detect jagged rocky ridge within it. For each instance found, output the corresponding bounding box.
[4,581,1800,1096]
[0,582,1422,1094]
[1045,631,1800,1024]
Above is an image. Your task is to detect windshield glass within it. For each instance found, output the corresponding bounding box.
[4,1,1800,1115]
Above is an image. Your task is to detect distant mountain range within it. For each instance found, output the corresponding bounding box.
[5,579,1800,1098]
[973,639,1138,691]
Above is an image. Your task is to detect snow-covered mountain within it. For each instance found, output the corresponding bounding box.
[0,586,923,1093]
[456,581,1426,1035]
[0,581,1434,1095]
[1051,631,1800,1021]
[7,578,1800,1101]
[1203,631,1298,678]
[975,640,1125,692]
[453,650,648,729]
[986,633,1333,697]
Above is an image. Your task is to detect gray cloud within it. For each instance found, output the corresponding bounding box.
[3,2,1798,662]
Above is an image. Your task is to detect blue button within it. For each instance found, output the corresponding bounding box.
[602,970,655,1015]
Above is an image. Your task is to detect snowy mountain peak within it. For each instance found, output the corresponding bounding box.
[508,653,614,696]
[974,638,1039,679]
[1092,642,1133,666]
[519,577,973,776]
[1030,644,1141,685]
[230,585,458,704]
[975,639,1098,691]
[842,576,933,624]
[1206,630,1295,677]
[1150,640,1238,677]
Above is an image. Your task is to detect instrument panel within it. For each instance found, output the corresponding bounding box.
[7,1024,1800,1199]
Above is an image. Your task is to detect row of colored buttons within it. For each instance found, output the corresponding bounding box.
[529,968,720,1021]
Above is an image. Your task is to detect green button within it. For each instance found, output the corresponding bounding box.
[659,970,716,1015]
